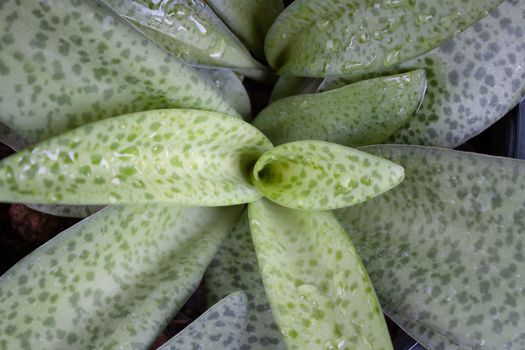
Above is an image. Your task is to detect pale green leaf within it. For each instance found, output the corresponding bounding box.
[204,0,284,60]
[103,0,264,70]
[335,145,525,349]
[0,0,236,143]
[0,109,272,206]
[197,67,251,120]
[251,141,404,210]
[248,199,393,350]
[264,0,503,77]
[254,70,427,146]
[206,211,287,350]
[159,291,247,350]
[0,204,242,349]
[268,75,322,104]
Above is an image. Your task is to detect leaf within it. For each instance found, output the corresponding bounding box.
[0,0,237,143]
[0,204,242,349]
[0,121,28,152]
[159,291,248,350]
[0,109,273,206]
[196,68,251,120]
[25,204,105,218]
[268,75,322,104]
[205,211,287,350]
[335,145,525,349]
[254,70,427,146]
[248,199,393,350]
[251,140,404,210]
[264,0,503,77]
[204,0,284,60]
[103,0,264,70]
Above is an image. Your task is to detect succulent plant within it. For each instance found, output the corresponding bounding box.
[0,0,524,350]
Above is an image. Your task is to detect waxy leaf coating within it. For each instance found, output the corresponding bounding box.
[336,145,525,349]
[254,70,427,146]
[0,204,242,349]
[0,109,272,206]
[0,0,236,143]
[265,0,503,77]
[160,291,247,350]
[248,199,393,350]
[252,141,404,210]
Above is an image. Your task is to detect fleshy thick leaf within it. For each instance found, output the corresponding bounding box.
[0,109,272,206]
[206,211,287,350]
[0,204,242,349]
[204,0,284,60]
[103,0,264,70]
[268,75,322,104]
[160,291,247,350]
[0,0,236,143]
[197,68,251,120]
[0,121,28,152]
[254,70,426,146]
[264,0,503,77]
[335,145,525,349]
[248,199,393,350]
[251,141,404,210]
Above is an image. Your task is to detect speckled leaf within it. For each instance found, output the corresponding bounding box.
[206,211,287,350]
[254,70,426,146]
[196,67,251,120]
[204,0,284,60]
[0,0,236,143]
[0,204,242,349]
[0,121,28,152]
[268,75,323,104]
[103,0,264,70]
[0,109,272,206]
[264,0,503,77]
[159,291,247,350]
[335,145,525,349]
[251,141,404,210]
[248,199,393,350]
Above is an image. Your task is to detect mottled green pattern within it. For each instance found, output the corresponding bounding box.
[104,0,263,70]
[268,75,322,104]
[0,109,272,205]
[0,204,242,350]
[264,0,503,77]
[161,292,247,350]
[197,67,251,120]
[0,0,236,143]
[248,199,393,350]
[251,141,404,210]
[26,204,105,218]
[206,212,287,350]
[0,121,28,152]
[335,145,525,349]
[254,70,426,146]
[204,0,284,60]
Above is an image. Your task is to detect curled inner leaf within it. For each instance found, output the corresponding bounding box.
[251,141,404,210]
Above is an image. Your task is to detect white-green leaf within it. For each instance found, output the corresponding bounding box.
[0,204,242,349]
[264,0,503,77]
[0,109,272,206]
[206,211,287,350]
[103,0,264,70]
[159,291,247,350]
[197,67,251,120]
[0,0,236,143]
[335,145,525,349]
[251,141,404,210]
[254,70,427,146]
[204,0,284,60]
[248,199,393,350]
[25,204,105,218]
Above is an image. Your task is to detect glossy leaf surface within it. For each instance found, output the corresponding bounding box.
[0,204,242,349]
[252,141,404,210]
[104,0,264,70]
[206,211,287,350]
[160,291,247,350]
[265,0,503,77]
[0,109,272,206]
[254,70,426,146]
[248,199,393,350]
[0,0,236,143]
[335,145,525,349]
